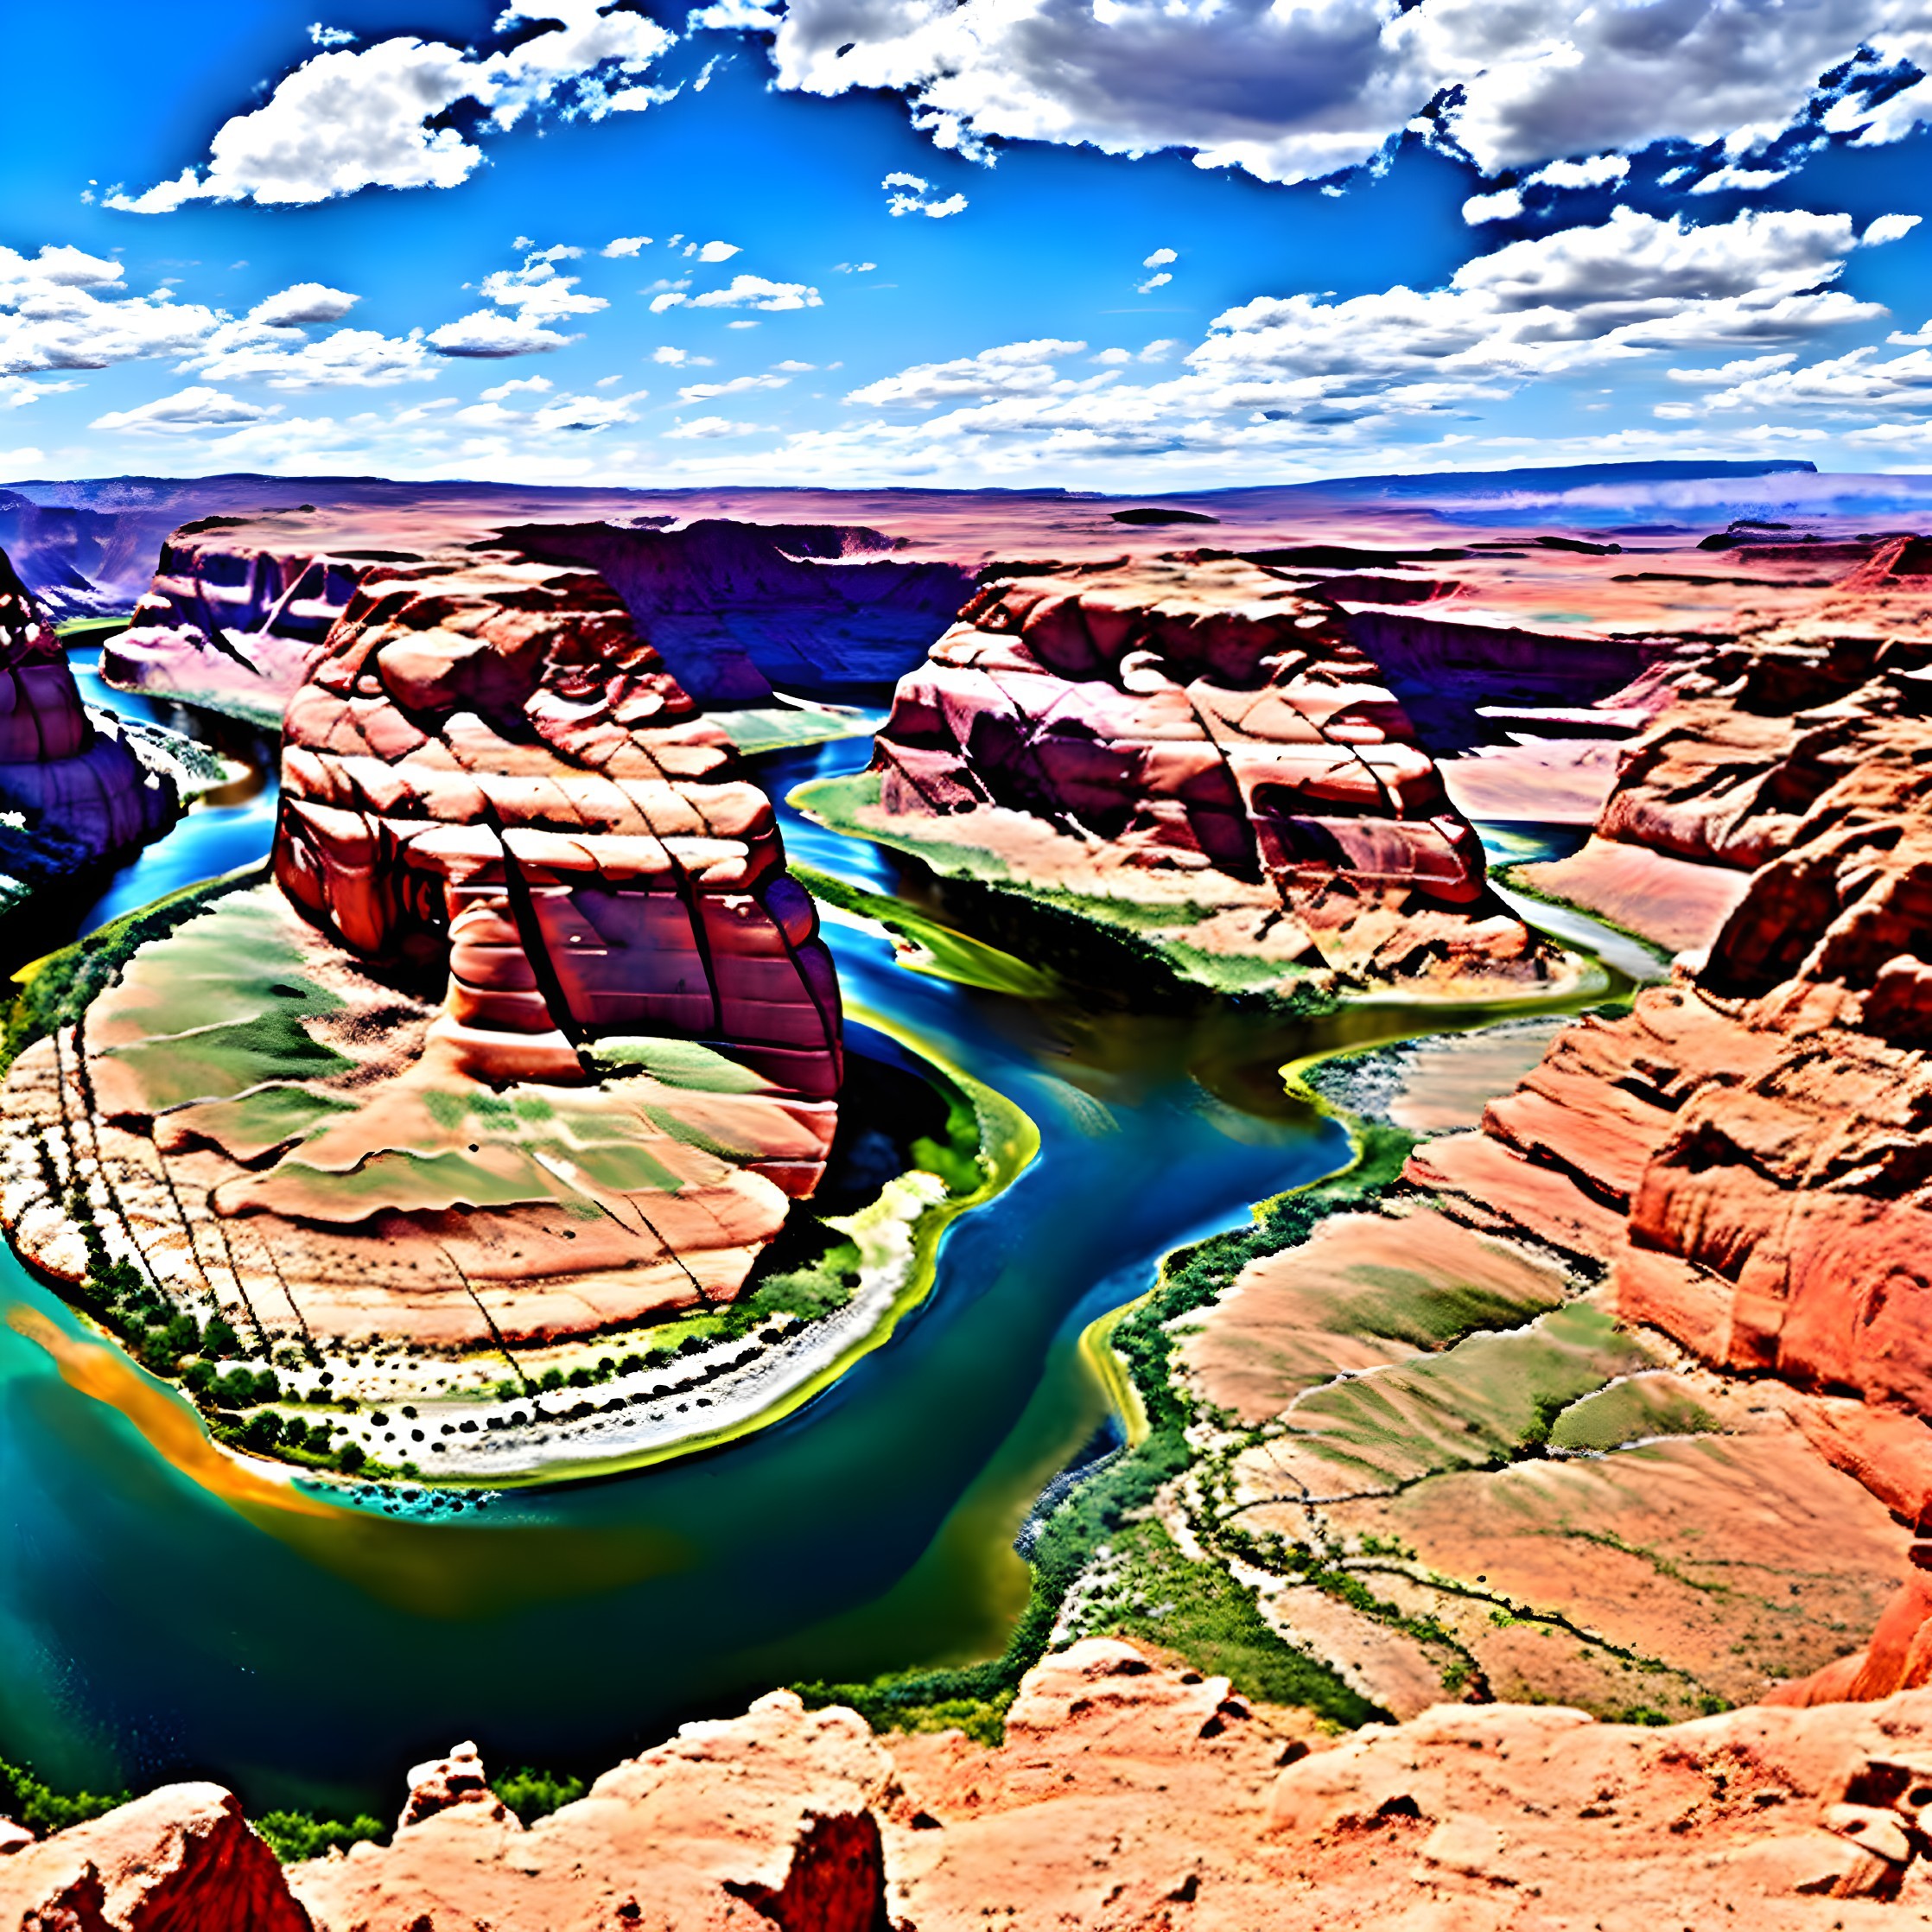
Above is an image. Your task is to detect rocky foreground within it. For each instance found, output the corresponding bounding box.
[11,1638,1932,1929]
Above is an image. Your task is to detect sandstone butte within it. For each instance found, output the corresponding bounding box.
[16,1638,1932,1929]
[849,554,1560,994]
[0,548,175,865]
[0,547,843,1357]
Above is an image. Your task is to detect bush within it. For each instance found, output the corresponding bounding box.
[491,1766,586,1824]
[253,1809,384,1864]
[0,1757,124,1837]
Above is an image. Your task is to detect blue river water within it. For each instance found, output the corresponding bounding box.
[0,709,1367,1812]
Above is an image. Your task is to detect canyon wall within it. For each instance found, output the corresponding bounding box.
[0,547,175,861]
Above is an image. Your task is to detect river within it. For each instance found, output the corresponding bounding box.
[0,685,1641,1814]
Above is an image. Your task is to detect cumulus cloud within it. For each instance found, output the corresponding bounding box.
[531,390,646,431]
[479,253,607,324]
[677,372,790,400]
[428,312,575,357]
[108,2,677,211]
[603,236,651,257]
[1688,165,1792,194]
[0,245,223,376]
[688,274,823,310]
[1657,342,1932,418]
[1143,247,1178,268]
[249,282,360,326]
[664,414,763,437]
[1527,153,1628,190]
[187,322,436,389]
[822,204,1911,471]
[848,338,1090,406]
[480,374,555,399]
[882,172,969,218]
[709,0,1932,186]
[90,386,277,434]
[1462,187,1524,225]
[690,240,741,261]
[651,346,713,365]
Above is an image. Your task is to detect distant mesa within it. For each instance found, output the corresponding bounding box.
[1109,505,1220,525]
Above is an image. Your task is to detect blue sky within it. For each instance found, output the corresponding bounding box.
[7,0,1932,488]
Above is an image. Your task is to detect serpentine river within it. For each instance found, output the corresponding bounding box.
[0,665,1643,1814]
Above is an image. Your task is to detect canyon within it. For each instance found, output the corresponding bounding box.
[7,467,1932,1924]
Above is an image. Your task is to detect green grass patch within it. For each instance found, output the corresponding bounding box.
[254,1809,385,1863]
[1548,1375,1721,1453]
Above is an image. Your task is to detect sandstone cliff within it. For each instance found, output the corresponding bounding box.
[846,555,1558,995]
[0,547,175,865]
[0,548,842,1375]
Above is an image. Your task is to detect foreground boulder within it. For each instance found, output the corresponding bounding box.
[0,1783,308,1931]
[29,1642,1932,1929]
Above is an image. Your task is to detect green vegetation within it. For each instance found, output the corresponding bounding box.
[491,1765,587,1823]
[705,704,873,756]
[0,1755,125,1837]
[254,1809,385,1863]
[1548,1375,1721,1453]
[793,1128,1417,1739]
[791,772,1335,1011]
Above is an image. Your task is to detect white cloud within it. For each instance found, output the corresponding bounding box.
[480,374,554,400]
[848,337,1089,406]
[309,23,356,48]
[677,373,790,401]
[651,346,713,365]
[1462,187,1523,225]
[1143,247,1177,268]
[108,2,677,211]
[0,448,44,472]
[1659,342,1932,417]
[603,235,651,257]
[651,292,690,313]
[90,386,277,434]
[727,0,1932,187]
[428,311,574,357]
[531,391,645,432]
[1526,153,1628,190]
[882,171,969,218]
[249,282,360,326]
[479,255,607,324]
[0,245,223,377]
[773,359,815,372]
[690,274,823,310]
[1137,271,1173,293]
[692,240,741,262]
[664,415,763,438]
[1866,213,1923,246]
[834,261,878,274]
[1665,353,1796,384]
[1688,165,1791,195]
[186,322,436,389]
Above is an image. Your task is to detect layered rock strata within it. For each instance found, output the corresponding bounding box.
[16,1640,1932,1929]
[1,552,841,1348]
[1393,536,1932,1697]
[0,547,175,860]
[857,556,1553,991]
[103,527,366,722]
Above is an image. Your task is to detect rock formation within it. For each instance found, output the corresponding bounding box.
[103,525,366,722]
[1,549,841,1350]
[0,548,175,862]
[855,556,1554,992]
[1391,532,1932,1701]
[18,1639,1932,1928]
[0,1782,308,1931]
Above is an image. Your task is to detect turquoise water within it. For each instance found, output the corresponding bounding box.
[0,724,1365,1812]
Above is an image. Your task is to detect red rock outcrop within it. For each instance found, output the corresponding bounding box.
[860,556,1553,990]
[0,548,175,858]
[104,528,365,721]
[1403,533,1932,1697]
[30,1639,1932,1929]
[0,549,841,1348]
[0,1782,308,1931]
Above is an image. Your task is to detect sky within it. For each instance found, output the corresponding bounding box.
[7,0,1932,491]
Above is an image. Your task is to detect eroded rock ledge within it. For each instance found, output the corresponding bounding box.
[10,1640,1932,1929]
